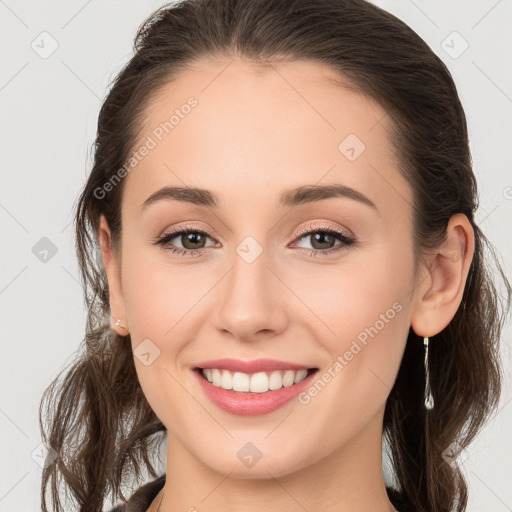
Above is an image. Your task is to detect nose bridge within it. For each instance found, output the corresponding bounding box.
[214,236,287,339]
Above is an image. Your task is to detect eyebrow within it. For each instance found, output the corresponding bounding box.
[139,183,378,213]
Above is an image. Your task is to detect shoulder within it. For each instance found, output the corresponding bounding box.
[107,474,166,512]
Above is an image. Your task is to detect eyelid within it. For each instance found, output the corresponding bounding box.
[293,221,354,240]
[157,222,216,239]
[157,220,352,244]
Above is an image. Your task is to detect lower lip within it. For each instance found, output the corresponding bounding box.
[193,368,318,416]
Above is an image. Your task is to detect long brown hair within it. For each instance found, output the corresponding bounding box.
[39,0,512,510]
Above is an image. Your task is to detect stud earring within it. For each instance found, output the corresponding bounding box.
[115,319,128,331]
[423,336,434,410]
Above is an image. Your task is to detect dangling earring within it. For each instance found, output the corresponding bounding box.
[423,336,434,410]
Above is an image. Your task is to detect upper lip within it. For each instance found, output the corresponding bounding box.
[193,358,317,373]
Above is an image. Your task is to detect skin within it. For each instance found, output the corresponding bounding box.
[99,58,475,512]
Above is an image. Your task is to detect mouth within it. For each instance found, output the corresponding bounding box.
[192,365,320,416]
[193,367,319,394]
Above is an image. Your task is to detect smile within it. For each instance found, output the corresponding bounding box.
[199,367,315,393]
[193,367,319,416]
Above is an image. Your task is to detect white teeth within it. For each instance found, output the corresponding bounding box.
[268,371,283,390]
[294,370,307,384]
[201,368,309,393]
[283,370,295,387]
[232,371,249,392]
[211,368,221,386]
[220,369,232,389]
[249,372,267,393]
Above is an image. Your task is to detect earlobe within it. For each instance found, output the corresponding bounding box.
[411,213,475,338]
[98,215,129,336]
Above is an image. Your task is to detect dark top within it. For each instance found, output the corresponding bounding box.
[108,474,166,512]
[108,474,412,512]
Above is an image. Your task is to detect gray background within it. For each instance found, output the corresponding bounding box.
[1,1,511,510]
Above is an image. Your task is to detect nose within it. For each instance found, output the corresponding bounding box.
[213,245,288,342]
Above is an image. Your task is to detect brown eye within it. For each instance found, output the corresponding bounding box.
[305,232,338,250]
[291,225,356,257]
[155,227,217,256]
[176,231,208,250]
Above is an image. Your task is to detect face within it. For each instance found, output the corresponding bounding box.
[103,58,421,478]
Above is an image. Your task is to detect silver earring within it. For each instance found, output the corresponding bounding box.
[423,336,434,410]
[115,319,127,330]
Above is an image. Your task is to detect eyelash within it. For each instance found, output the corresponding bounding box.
[154,223,356,258]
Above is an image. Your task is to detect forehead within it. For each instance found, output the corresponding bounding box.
[123,57,412,218]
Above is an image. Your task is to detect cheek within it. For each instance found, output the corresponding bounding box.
[304,240,412,337]
[121,254,200,425]
[120,248,216,409]
[121,243,206,339]
[307,241,413,390]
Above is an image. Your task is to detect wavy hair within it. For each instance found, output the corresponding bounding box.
[39,0,512,510]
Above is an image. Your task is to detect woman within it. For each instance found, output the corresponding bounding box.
[39,0,511,511]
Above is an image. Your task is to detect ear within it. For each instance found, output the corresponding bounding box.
[410,213,475,338]
[98,214,129,336]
